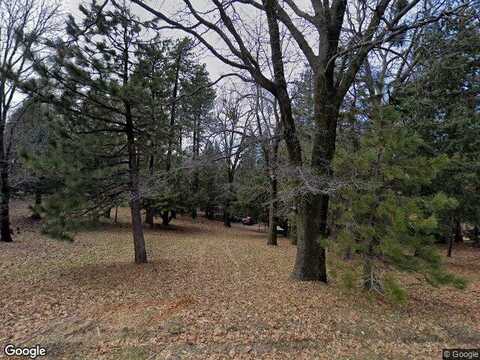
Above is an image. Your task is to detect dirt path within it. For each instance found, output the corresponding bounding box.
[1,201,479,359]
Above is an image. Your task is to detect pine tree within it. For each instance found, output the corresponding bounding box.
[397,12,480,255]
[334,105,464,301]
[25,1,156,263]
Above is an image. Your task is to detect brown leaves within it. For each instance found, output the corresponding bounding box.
[1,201,479,359]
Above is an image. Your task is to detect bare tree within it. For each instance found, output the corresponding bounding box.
[209,88,253,227]
[250,86,283,245]
[0,0,60,242]
[130,0,469,282]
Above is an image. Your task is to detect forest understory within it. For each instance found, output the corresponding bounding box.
[1,201,479,360]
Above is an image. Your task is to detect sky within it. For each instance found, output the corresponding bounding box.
[60,0,235,81]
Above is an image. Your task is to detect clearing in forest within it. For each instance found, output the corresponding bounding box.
[1,201,479,359]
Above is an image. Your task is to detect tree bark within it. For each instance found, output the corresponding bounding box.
[447,225,454,258]
[473,226,479,247]
[145,207,154,228]
[0,130,12,242]
[223,206,231,227]
[454,219,463,243]
[125,101,147,264]
[292,90,339,282]
[0,165,12,242]
[161,210,172,226]
[267,175,278,246]
[31,190,42,220]
[292,196,327,282]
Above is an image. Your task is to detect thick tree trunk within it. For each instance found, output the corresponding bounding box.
[292,196,327,282]
[292,94,338,282]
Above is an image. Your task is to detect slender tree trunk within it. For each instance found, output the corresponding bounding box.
[223,208,231,227]
[205,207,214,220]
[145,208,154,228]
[454,219,463,243]
[166,49,182,172]
[447,225,454,258]
[0,128,12,242]
[267,175,278,246]
[125,102,147,264]
[224,172,234,228]
[31,189,42,220]
[114,206,118,224]
[145,154,155,228]
[191,116,200,220]
[161,210,169,225]
[473,226,479,247]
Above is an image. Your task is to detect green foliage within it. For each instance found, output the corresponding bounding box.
[335,105,464,295]
[383,275,407,305]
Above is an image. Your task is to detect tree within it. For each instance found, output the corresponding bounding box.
[181,65,216,220]
[209,89,252,227]
[334,105,463,299]
[25,1,153,263]
[0,0,60,242]
[397,10,480,256]
[130,0,466,282]
[251,86,283,245]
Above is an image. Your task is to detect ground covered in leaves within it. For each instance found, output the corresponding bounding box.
[1,201,479,359]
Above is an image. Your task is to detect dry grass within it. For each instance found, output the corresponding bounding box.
[1,200,479,359]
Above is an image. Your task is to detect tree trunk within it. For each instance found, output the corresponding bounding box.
[267,175,278,246]
[292,196,327,282]
[166,48,182,173]
[130,194,147,264]
[0,153,12,242]
[125,102,147,264]
[31,190,42,220]
[473,226,479,247]
[145,207,154,228]
[103,207,112,219]
[292,88,340,282]
[114,206,118,224]
[454,219,463,243]
[205,207,213,220]
[223,207,231,227]
[161,211,171,226]
[447,227,454,258]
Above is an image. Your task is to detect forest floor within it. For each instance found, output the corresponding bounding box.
[1,200,480,360]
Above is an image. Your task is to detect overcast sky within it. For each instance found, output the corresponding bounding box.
[60,0,237,81]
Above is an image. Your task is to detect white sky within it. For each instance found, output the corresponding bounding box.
[60,0,236,81]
